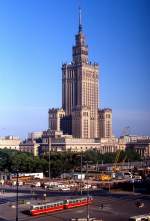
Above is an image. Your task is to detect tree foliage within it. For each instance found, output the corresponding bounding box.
[0,148,141,177]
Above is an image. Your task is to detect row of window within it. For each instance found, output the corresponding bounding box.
[2,146,18,150]
[33,202,64,210]
[106,114,111,118]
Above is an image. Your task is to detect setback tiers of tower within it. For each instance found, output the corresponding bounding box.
[48,9,112,140]
[62,12,99,139]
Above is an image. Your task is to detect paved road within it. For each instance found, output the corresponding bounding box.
[0,190,150,221]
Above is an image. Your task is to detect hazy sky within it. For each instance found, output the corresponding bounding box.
[0,0,150,139]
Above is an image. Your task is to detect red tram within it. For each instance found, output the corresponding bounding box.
[30,196,93,216]
[64,196,93,209]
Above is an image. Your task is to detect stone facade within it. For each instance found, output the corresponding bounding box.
[48,108,65,132]
[0,136,21,150]
[39,129,119,155]
[98,108,112,138]
[100,137,119,154]
[126,139,150,158]
[28,131,43,140]
[72,106,91,138]
[19,139,40,156]
[62,19,99,139]
[39,137,120,155]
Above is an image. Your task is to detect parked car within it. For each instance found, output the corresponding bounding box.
[60,187,70,191]
[133,175,142,182]
[124,172,133,179]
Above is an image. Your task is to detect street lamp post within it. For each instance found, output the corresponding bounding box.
[86,161,90,221]
[16,170,19,221]
[132,179,135,193]
[48,137,51,181]
[80,151,83,195]
[44,137,51,201]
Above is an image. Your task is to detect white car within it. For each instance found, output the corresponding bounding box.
[60,187,70,191]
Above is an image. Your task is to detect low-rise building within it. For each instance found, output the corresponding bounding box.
[100,137,119,154]
[126,139,150,158]
[72,173,85,180]
[0,136,21,150]
[118,135,150,158]
[11,172,44,179]
[38,129,120,156]
[19,139,40,156]
[39,136,101,154]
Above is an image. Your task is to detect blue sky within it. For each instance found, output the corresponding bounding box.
[0,0,150,138]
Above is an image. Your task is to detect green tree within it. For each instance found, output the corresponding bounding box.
[125,148,141,161]
[103,152,116,163]
[84,150,98,164]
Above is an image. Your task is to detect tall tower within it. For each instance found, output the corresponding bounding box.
[62,9,99,138]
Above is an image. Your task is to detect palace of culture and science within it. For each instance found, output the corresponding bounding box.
[17,11,150,157]
[39,10,117,154]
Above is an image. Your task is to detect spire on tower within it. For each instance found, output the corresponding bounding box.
[79,7,83,33]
